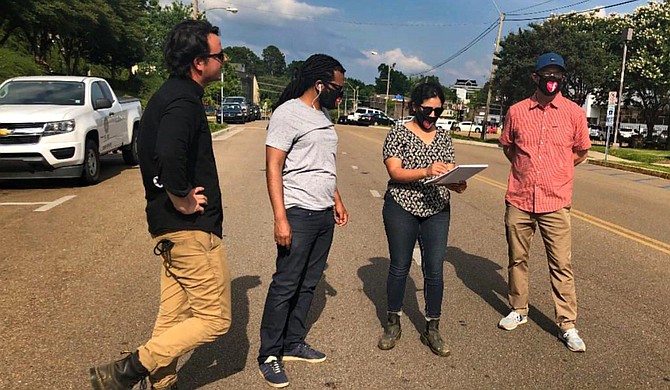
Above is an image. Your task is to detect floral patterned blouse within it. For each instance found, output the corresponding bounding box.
[382,122,456,217]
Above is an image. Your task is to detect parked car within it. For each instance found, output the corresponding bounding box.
[436,117,456,131]
[222,96,249,121]
[399,116,414,125]
[589,124,604,141]
[337,115,348,124]
[618,127,635,140]
[248,103,261,121]
[452,121,482,132]
[347,107,384,124]
[0,76,142,184]
[357,112,395,126]
[218,103,245,124]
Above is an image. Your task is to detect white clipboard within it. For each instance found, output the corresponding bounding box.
[425,164,488,185]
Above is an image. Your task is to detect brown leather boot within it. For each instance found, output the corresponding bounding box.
[89,350,149,390]
[378,312,402,350]
[420,319,450,357]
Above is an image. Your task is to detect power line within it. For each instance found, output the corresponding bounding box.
[411,20,499,76]
[508,0,592,16]
[508,0,558,14]
[506,0,643,21]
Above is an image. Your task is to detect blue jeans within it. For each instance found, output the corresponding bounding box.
[383,195,450,319]
[258,207,334,363]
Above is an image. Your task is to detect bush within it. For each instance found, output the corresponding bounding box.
[0,48,43,82]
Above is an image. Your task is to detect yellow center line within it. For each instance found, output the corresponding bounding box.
[344,126,670,255]
[474,177,670,255]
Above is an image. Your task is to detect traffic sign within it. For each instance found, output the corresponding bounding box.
[608,91,618,105]
[606,103,616,127]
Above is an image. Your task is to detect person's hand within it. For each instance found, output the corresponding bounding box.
[274,217,292,247]
[169,186,208,215]
[426,162,454,177]
[446,180,467,193]
[334,202,349,227]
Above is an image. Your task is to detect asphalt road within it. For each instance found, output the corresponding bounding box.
[0,121,668,389]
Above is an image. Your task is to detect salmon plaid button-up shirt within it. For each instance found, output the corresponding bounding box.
[500,92,591,213]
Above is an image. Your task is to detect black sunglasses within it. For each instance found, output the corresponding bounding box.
[419,106,444,117]
[203,50,227,63]
[326,81,344,92]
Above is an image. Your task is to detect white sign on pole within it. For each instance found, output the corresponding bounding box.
[608,91,618,105]
[605,104,616,127]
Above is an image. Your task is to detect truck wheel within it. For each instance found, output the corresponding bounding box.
[81,139,100,185]
[122,128,139,166]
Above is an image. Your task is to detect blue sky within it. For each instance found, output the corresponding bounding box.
[171,0,645,86]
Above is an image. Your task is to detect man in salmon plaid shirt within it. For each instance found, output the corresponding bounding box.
[497,52,590,352]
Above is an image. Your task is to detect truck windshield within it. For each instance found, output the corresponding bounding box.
[0,81,85,106]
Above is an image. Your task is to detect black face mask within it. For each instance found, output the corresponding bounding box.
[318,86,343,110]
[537,75,562,96]
[414,108,438,130]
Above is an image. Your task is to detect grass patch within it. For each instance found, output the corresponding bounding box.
[590,146,670,164]
[208,122,228,133]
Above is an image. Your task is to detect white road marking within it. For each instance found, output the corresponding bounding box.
[352,165,358,170]
[1,195,76,211]
[370,190,381,198]
[33,195,77,212]
[413,247,422,267]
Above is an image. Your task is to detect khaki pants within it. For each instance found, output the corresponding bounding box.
[137,230,232,389]
[504,205,577,330]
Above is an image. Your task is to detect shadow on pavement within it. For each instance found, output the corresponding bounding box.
[177,275,261,389]
[358,257,425,336]
[306,264,337,332]
[445,246,556,336]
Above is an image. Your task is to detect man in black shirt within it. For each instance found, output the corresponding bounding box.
[89,20,231,390]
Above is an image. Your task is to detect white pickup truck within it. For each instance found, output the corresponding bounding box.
[0,76,142,184]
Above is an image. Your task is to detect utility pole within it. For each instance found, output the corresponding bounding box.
[482,11,505,141]
[613,28,633,147]
[193,0,199,18]
[384,63,396,115]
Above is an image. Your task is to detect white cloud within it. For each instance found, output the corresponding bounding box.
[358,49,431,74]
[201,0,338,23]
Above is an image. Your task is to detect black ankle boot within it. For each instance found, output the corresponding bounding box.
[89,350,149,390]
[378,312,402,350]
[420,319,450,357]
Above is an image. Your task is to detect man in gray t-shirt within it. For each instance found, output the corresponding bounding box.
[266,98,338,211]
[258,54,348,389]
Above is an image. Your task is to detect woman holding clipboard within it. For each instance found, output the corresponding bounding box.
[378,82,466,357]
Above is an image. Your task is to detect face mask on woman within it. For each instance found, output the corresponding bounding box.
[414,105,444,130]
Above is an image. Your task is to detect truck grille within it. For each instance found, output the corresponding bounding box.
[0,123,45,144]
[0,135,41,144]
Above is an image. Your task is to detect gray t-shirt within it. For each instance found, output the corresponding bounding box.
[266,98,338,210]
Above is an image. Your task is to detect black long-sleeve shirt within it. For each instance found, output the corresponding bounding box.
[138,77,223,237]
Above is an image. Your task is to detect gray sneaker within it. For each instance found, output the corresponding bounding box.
[559,328,586,352]
[498,311,528,331]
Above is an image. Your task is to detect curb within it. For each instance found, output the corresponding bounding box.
[451,138,501,149]
[587,159,670,180]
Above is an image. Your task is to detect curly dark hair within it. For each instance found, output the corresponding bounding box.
[408,82,445,114]
[274,54,346,110]
[164,20,220,78]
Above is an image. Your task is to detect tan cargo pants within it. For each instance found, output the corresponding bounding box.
[137,230,231,389]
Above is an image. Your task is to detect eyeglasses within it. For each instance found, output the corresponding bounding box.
[326,81,344,93]
[203,50,227,63]
[419,106,444,117]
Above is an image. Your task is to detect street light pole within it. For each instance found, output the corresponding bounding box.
[482,11,505,141]
[613,28,633,147]
[385,63,395,116]
[193,0,199,18]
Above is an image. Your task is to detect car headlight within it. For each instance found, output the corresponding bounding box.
[43,120,75,136]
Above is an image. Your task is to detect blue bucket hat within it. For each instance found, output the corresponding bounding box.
[535,52,566,72]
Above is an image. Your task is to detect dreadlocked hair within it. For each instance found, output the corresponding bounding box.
[274,54,346,110]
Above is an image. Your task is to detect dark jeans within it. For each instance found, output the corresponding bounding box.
[383,195,450,319]
[258,207,334,363]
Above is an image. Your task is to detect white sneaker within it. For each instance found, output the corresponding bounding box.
[498,311,528,331]
[559,328,586,352]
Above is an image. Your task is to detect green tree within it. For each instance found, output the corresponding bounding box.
[140,0,193,76]
[262,45,286,77]
[375,64,411,96]
[625,1,670,145]
[285,60,304,78]
[224,46,265,75]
